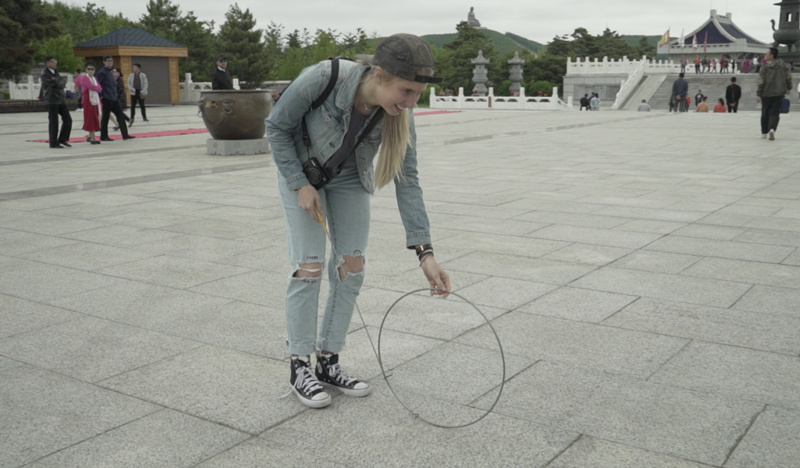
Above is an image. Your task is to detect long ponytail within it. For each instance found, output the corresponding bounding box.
[360,66,411,189]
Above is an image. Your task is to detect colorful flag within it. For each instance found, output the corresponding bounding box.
[692,34,698,50]
[658,29,670,47]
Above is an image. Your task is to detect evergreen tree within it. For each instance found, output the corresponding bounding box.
[139,0,182,41]
[139,0,217,81]
[38,1,133,45]
[439,21,501,95]
[0,0,62,80]
[217,3,268,89]
[174,11,217,81]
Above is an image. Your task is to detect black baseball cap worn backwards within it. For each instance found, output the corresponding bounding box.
[362,34,443,84]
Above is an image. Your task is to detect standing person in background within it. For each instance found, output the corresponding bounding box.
[211,55,233,90]
[589,92,599,110]
[725,77,742,113]
[127,63,148,126]
[672,73,689,112]
[74,69,83,112]
[75,61,102,144]
[579,93,590,111]
[41,56,72,149]
[757,47,792,140]
[95,56,133,141]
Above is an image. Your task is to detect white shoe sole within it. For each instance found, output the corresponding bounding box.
[292,387,331,408]
[320,381,372,397]
[769,130,775,141]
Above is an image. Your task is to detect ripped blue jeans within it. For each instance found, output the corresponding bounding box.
[277,168,370,356]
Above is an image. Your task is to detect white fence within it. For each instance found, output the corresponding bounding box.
[5,72,292,103]
[568,56,681,76]
[6,74,80,100]
[430,86,572,111]
[179,73,291,102]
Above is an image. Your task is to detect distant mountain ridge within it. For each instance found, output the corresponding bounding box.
[417,31,664,57]
[421,29,545,56]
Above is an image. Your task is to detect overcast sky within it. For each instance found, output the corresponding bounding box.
[79,0,778,45]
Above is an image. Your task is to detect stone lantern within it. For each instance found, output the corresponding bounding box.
[471,50,490,96]
[508,51,525,95]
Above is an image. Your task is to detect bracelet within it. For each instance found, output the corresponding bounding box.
[414,244,433,264]
[419,251,434,266]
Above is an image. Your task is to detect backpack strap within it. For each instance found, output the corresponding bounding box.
[302,58,340,148]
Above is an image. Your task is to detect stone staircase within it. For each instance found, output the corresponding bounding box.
[643,73,762,111]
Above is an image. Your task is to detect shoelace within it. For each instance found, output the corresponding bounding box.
[280,365,323,399]
[326,363,357,386]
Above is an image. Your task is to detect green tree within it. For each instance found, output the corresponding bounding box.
[438,21,502,95]
[173,11,217,81]
[33,34,82,73]
[546,27,640,61]
[139,0,217,81]
[139,0,182,40]
[0,0,62,80]
[264,21,284,80]
[635,37,656,58]
[37,1,133,45]
[217,3,268,89]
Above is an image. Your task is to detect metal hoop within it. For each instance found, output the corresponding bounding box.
[376,288,506,428]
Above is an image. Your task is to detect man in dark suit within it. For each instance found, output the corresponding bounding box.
[725,76,742,113]
[41,56,72,149]
[211,54,233,90]
[95,56,134,141]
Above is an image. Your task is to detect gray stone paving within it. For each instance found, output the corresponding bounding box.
[1,105,800,467]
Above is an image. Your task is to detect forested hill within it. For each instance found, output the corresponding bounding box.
[422,30,545,55]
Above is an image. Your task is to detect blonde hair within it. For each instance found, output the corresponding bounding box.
[361,67,412,189]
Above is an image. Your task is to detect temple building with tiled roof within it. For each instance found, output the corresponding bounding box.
[665,10,771,61]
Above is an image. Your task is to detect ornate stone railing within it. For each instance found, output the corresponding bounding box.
[568,56,682,76]
[430,87,572,111]
[611,59,647,110]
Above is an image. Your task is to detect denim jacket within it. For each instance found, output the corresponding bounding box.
[266,59,432,247]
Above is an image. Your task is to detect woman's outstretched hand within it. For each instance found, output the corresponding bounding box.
[420,256,451,298]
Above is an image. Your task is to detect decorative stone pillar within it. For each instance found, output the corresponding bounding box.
[508,51,525,95]
[471,50,490,96]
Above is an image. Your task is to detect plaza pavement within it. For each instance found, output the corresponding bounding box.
[1,104,799,468]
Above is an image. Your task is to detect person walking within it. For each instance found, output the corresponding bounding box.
[40,56,72,149]
[265,33,451,409]
[127,63,148,125]
[757,47,793,140]
[725,76,742,113]
[74,61,102,144]
[95,56,134,141]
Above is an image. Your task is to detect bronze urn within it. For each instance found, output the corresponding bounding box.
[198,90,273,140]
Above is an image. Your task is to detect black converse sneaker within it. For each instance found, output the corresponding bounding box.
[288,356,331,408]
[315,352,371,397]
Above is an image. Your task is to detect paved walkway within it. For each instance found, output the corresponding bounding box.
[1,106,799,467]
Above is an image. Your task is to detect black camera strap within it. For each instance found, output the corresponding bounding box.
[300,58,384,178]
